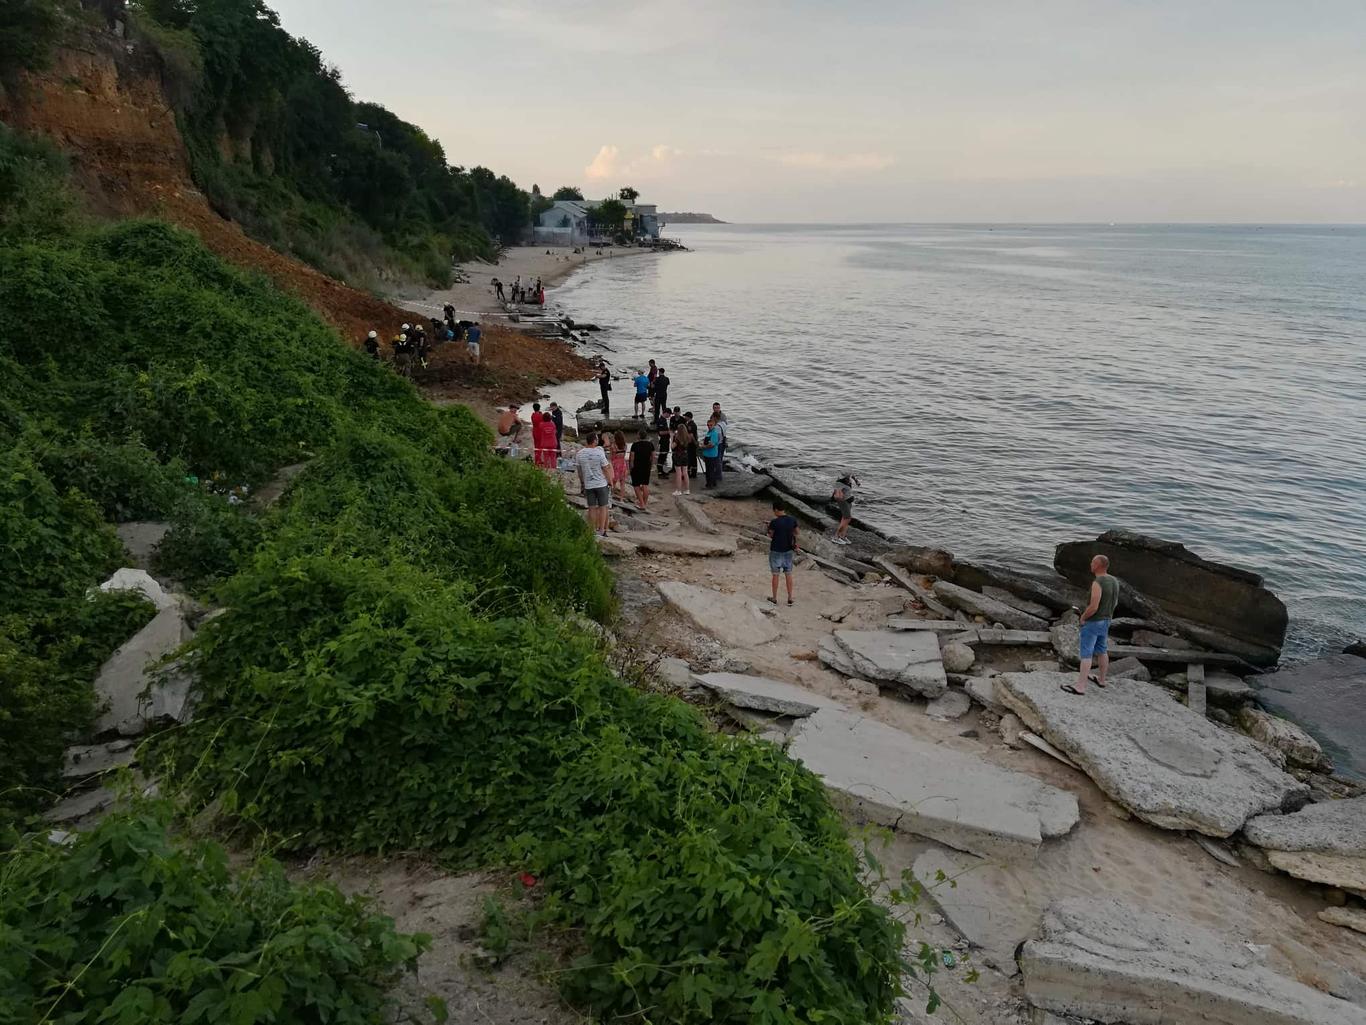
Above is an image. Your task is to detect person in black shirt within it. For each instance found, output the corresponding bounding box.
[598,366,612,417]
[628,429,655,510]
[767,498,800,606]
[548,402,565,456]
[654,415,672,479]
[363,330,380,359]
[651,368,670,419]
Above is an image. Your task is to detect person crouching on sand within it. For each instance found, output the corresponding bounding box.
[1063,554,1120,696]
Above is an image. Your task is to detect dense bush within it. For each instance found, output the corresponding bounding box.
[154,555,902,1022]
[0,0,67,76]
[0,806,426,1022]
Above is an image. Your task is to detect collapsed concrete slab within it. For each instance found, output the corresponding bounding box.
[924,690,971,720]
[1021,897,1366,1025]
[912,846,1044,976]
[97,568,177,611]
[93,604,193,736]
[1244,797,1366,894]
[657,581,780,648]
[932,581,1050,631]
[981,585,1053,621]
[788,709,1079,860]
[627,533,737,557]
[817,630,947,698]
[1236,707,1328,771]
[996,672,1308,837]
[693,672,844,717]
[1054,530,1288,666]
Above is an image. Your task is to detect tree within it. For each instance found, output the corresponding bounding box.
[591,198,628,238]
[618,186,639,203]
[552,186,584,201]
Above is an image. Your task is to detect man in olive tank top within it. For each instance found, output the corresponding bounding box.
[1067,554,1119,695]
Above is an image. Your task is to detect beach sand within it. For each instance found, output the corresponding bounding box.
[400,243,657,324]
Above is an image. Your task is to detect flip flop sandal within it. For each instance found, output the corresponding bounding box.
[1089,673,1107,688]
[766,596,777,605]
[1060,683,1086,696]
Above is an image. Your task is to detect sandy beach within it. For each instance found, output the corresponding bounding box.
[399,243,657,324]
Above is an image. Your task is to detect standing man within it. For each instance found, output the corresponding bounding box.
[1066,554,1119,695]
[700,415,722,488]
[767,497,799,606]
[548,402,565,458]
[628,428,655,510]
[652,367,670,420]
[654,413,672,480]
[632,368,650,418]
[363,330,380,360]
[466,322,482,364]
[597,366,613,417]
[575,432,614,537]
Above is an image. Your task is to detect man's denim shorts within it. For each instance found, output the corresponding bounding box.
[1079,618,1111,658]
[768,549,794,574]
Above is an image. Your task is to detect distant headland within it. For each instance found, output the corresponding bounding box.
[659,212,727,224]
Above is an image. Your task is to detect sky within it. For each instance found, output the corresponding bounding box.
[267,0,1366,223]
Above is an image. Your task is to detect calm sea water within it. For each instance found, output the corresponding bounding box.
[550,224,1366,659]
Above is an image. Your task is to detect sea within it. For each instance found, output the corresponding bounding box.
[548,224,1366,661]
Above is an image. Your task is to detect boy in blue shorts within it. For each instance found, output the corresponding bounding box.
[766,498,799,606]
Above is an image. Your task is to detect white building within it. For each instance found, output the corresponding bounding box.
[532,197,662,245]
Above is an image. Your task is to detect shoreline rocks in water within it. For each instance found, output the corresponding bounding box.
[1253,653,1366,781]
[1055,530,1288,666]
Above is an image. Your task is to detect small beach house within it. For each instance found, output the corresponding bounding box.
[532,197,662,245]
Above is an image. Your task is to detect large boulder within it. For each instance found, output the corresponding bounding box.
[1253,654,1366,781]
[1021,897,1366,1025]
[995,672,1308,837]
[1054,531,1287,665]
[706,472,772,499]
[817,629,947,698]
[789,709,1078,859]
[1244,797,1366,895]
[932,581,1049,631]
[656,581,780,648]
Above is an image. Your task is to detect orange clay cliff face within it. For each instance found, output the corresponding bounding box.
[0,28,593,406]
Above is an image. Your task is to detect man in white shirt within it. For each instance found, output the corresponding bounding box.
[575,433,615,537]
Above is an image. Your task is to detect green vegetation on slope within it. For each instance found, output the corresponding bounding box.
[0,124,906,1021]
[127,0,529,287]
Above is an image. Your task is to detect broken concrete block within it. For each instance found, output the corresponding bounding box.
[96,567,176,611]
[818,630,947,698]
[965,676,1006,714]
[940,639,975,674]
[1108,656,1151,682]
[1320,907,1366,936]
[996,672,1308,837]
[1022,897,1366,1025]
[912,846,1044,976]
[93,604,192,736]
[63,740,135,779]
[657,581,780,648]
[933,581,1049,632]
[1236,707,1327,771]
[693,672,844,717]
[788,709,1079,860]
[1244,797,1366,894]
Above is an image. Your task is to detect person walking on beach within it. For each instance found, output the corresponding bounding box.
[831,474,858,545]
[492,277,505,302]
[700,415,722,488]
[767,497,799,606]
[652,368,670,420]
[671,424,693,496]
[597,366,612,417]
[1064,555,1120,696]
[632,369,650,418]
[575,432,614,537]
[629,428,655,509]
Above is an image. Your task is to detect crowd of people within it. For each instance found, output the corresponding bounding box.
[491,275,545,305]
[360,304,484,376]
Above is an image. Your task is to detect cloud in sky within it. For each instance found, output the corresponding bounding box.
[585,143,684,181]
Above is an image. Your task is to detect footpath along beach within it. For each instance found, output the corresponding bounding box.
[404,248,1366,1024]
